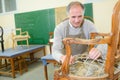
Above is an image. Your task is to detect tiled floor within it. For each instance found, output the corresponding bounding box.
[0,61,54,80]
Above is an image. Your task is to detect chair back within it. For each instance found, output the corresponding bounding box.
[12,28,30,48]
[0,26,4,52]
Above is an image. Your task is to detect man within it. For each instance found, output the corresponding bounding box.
[52,1,107,64]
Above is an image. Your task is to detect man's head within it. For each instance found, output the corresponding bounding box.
[66,1,85,28]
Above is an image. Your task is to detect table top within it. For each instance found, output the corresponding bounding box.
[0,45,45,58]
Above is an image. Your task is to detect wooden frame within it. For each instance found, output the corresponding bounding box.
[54,0,120,80]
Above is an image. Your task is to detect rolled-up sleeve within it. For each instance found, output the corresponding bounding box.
[52,25,65,62]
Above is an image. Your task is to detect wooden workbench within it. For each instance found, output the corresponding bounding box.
[0,45,46,78]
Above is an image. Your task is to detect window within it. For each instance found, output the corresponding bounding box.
[0,0,3,13]
[0,0,16,14]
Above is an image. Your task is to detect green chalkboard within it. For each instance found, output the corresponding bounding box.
[84,3,93,19]
[15,9,55,44]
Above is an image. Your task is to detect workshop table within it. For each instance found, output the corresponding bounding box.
[0,45,46,78]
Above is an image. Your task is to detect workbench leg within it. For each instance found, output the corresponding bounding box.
[44,65,48,80]
[10,58,15,78]
[5,59,8,69]
[30,53,34,61]
[0,59,2,67]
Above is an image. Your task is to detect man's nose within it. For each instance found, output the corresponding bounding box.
[75,18,80,22]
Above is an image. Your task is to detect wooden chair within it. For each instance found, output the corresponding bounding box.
[41,32,58,80]
[12,28,30,48]
[54,0,120,80]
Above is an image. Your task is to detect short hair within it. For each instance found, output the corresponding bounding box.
[66,1,85,14]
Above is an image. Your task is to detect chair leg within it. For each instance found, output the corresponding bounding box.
[44,65,48,80]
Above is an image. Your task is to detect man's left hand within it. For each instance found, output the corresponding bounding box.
[89,48,101,60]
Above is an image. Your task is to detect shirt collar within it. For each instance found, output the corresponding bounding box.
[69,20,81,29]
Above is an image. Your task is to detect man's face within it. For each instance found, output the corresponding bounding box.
[68,5,84,28]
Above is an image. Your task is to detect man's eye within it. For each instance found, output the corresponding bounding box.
[72,16,76,18]
[78,16,82,18]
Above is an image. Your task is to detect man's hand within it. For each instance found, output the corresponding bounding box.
[60,55,75,64]
[89,48,101,60]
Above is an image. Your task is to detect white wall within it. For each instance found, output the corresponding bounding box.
[17,0,81,13]
[93,0,117,32]
[0,0,118,49]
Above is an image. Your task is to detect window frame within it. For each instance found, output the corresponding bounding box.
[0,0,17,15]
